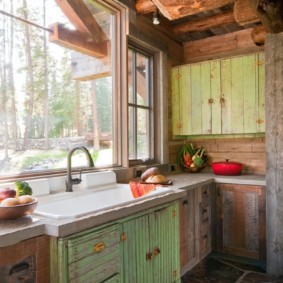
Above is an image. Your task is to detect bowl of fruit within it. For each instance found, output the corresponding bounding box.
[177,143,209,173]
[0,181,37,220]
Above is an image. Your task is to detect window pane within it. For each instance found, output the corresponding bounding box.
[137,108,150,159]
[0,0,116,176]
[128,106,135,159]
[136,53,149,106]
[128,48,152,161]
[128,49,134,104]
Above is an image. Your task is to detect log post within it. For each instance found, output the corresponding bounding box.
[251,26,266,46]
[265,31,283,276]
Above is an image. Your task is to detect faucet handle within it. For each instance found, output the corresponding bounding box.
[72,178,81,185]
[72,170,82,185]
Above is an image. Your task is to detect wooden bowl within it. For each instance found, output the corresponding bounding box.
[0,198,38,220]
[182,163,207,173]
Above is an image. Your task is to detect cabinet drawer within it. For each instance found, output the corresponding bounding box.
[67,224,120,263]
[69,255,120,283]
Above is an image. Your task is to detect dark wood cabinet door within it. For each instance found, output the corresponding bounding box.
[215,184,266,260]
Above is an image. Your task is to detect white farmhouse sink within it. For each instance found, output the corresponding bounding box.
[34,184,173,219]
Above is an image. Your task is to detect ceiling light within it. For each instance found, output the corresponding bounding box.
[152,11,160,25]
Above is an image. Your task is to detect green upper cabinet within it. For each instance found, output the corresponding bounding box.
[172,52,265,136]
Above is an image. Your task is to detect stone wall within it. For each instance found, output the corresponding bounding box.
[11,137,87,151]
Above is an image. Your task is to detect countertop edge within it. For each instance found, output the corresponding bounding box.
[0,173,266,247]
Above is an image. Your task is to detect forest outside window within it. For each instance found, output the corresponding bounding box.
[128,48,153,162]
[0,0,121,178]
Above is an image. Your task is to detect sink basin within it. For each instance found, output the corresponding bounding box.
[33,184,173,219]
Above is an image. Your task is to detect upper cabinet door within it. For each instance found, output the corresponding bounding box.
[172,52,265,136]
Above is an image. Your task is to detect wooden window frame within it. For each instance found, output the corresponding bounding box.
[128,47,154,164]
[0,0,128,182]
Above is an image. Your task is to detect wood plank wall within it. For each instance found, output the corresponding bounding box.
[168,137,265,175]
[168,31,266,175]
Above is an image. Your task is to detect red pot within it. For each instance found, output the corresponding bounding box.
[212,159,244,176]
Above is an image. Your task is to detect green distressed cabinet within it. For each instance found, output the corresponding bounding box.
[172,52,265,136]
[122,202,180,283]
[51,201,180,283]
[54,224,122,283]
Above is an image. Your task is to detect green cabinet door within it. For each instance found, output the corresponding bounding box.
[122,202,180,283]
[221,53,265,134]
[172,52,265,136]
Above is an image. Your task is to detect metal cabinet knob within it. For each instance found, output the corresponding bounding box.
[93,242,105,253]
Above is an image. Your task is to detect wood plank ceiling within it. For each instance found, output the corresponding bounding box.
[135,0,283,45]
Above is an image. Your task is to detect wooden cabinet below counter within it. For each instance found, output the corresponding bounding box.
[0,235,50,283]
[215,183,266,260]
[51,201,181,283]
[179,184,213,275]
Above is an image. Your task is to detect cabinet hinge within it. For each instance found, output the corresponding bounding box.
[172,210,176,217]
[256,60,264,66]
[173,270,178,278]
[121,232,127,241]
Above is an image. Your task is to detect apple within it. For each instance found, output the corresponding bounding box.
[0,188,16,202]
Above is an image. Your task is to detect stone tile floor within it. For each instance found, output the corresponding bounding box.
[182,255,283,283]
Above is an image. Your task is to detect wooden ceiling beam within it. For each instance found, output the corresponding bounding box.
[54,0,107,42]
[172,11,235,35]
[151,0,234,20]
[49,23,108,59]
[135,0,157,14]
[183,28,264,63]
[234,0,260,26]
[248,0,283,33]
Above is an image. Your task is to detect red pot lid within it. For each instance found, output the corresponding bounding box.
[213,159,243,165]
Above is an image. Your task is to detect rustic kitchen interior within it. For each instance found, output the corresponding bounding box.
[0,0,283,282]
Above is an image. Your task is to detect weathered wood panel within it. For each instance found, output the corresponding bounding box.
[257,52,265,133]
[265,32,283,276]
[123,215,151,283]
[191,64,202,135]
[243,55,257,133]
[151,203,180,283]
[201,62,212,135]
[0,236,50,283]
[171,68,181,135]
[221,59,232,134]
[231,56,244,133]
[179,189,199,274]
[172,53,264,137]
[216,184,266,260]
[180,185,212,275]
[210,60,221,135]
[180,66,192,135]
